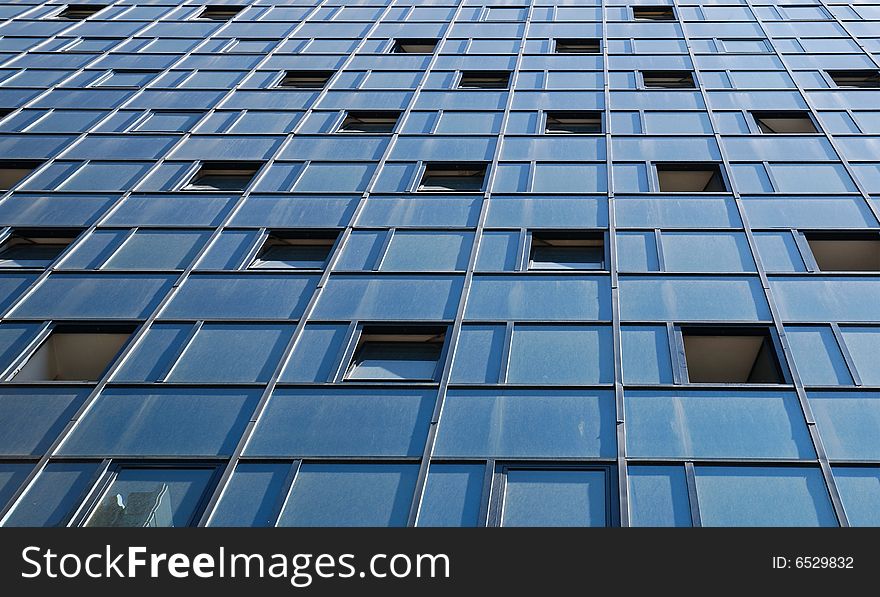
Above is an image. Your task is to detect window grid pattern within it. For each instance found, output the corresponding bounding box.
[0,0,878,527]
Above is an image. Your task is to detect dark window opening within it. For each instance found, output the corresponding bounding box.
[804,232,880,272]
[0,229,79,268]
[8,324,136,382]
[391,38,438,54]
[545,111,603,134]
[752,111,818,134]
[83,466,218,527]
[196,5,244,20]
[0,161,40,191]
[249,230,338,269]
[632,6,675,20]
[0,108,13,121]
[458,71,511,89]
[529,231,605,270]
[277,70,334,89]
[182,161,262,192]
[827,70,880,88]
[339,111,401,133]
[656,163,728,192]
[554,39,601,54]
[346,326,447,381]
[642,71,696,89]
[57,4,107,20]
[682,327,785,384]
[418,163,487,192]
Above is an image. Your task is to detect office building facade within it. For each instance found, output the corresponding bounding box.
[0,0,878,527]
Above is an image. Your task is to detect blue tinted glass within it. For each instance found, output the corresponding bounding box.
[625,390,814,459]
[507,325,613,384]
[9,274,174,319]
[277,464,419,527]
[771,278,880,322]
[502,469,607,527]
[4,462,101,527]
[313,275,463,320]
[621,326,673,384]
[418,464,484,528]
[59,388,261,457]
[450,324,505,384]
[809,391,880,460]
[0,388,90,456]
[620,276,769,321]
[628,466,692,527]
[694,466,837,527]
[111,323,193,382]
[209,463,292,528]
[85,467,215,527]
[167,324,295,383]
[660,232,756,272]
[160,274,318,319]
[381,231,473,271]
[103,230,211,270]
[786,327,853,385]
[465,275,611,320]
[280,324,349,382]
[753,232,806,272]
[435,390,616,458]
[839,327,880,384]
[834,468,880,527]
[0,462,32,511]
[246,389,434,457]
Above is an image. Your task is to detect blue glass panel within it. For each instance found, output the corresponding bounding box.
[660,232,755,272]
[277,464,419,527]
[357,196,481,227]
[809,391,880,460]
[231,196,358,228]
[834,468,880,527]
[450,324,505,384]
[621,325,673,384]
[209,463,291,528]
[84,467,215,527]
[418,464,484,528]
[619,276,770,321]
[616,231,658,272]
[9,274,174,319]
[161,274,318,319]
[839,327,880,385]
[0,462,32,511]
[0,322,40,372]
[742,196,875,229]
[628,466,692,527]
[313,275,463,320]
[502,469,607,527]
[246,389,434,457]
[195,230,259,270]
[103,195,235,227]
[103,230,211,270]
[167,324,294,383]
[0,388,90,456]
[615,197,740,228]
[786,327,853,386]
[59,388,261,456]
[771,278,880,322]
[486,196,608,228]
[475,231,519,271]
[111,323,191,382]
[4,462,101,527]
[334,230,384,271]
[435,390,616,458]
[507,325,613,384]
[694,466,837,527]
[381,231,473,271]
[625,390,814,459]
[465,275,611,321]
[0,273,39,313]
[754,232,806,272]
[280,324,348,383]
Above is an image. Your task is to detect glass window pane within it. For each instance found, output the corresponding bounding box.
[694,466,837,527]
[0,462,33,511]
[507,325,613,384]
[85,467,216,527]
[4,462,101,527]
[501,469,607,527]
[418,464,484,527]
[834,467,880,527]
[628,466,692,527]
[208,463,291,527]
[277,464,418,527]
